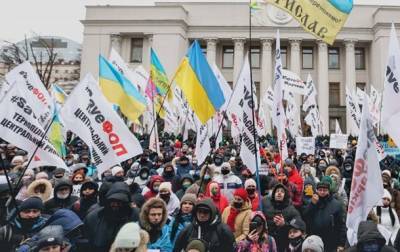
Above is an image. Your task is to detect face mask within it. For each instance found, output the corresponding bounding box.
[57,191,69,199]
[211,187,218,196]
[160,193,170,202]
[20,216,39,228]
[153,186,159,192]
[164,170,174,177]
[233,201,243,209]
[246,188,256,195]
[214,159,223,166]
[140,173,148,179]
[221,169,229,175]
[73,180,83,185]
[289,236,304,247]
[182,183,191,190]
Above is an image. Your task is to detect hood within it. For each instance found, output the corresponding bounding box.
[195,198,219,225]
[80,180,98,198]
[106,182,131,203]
[54,179,72,199]
[325,165,341,178]
[45,209,83,235]
[180,174,194,186]
[26,179,53,202]
[271,183,290,206]
[148,175,164,191]
[139,197,168,232]
[251,211,266,222]
[205,181,221,199]
[356,221,386,246]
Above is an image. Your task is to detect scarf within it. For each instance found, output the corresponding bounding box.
[226,207,239,232]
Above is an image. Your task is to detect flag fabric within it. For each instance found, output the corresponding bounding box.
[0,84,66,169]
[346,95,384,245]
[369,86,381,127]
[305,106,322,137]
[211,63,232,111]
[265,0,353,45]
[48,113,66,158]
[6,61,54,128]
[346,86,361,135]
[303,74,317,112]
[51,84,67,105]
[61,74,143,176]
[238,55,261,173]
[99,55,147,124]
[174,40,225,124]
[194,118,211,166]
[335,119,342,134]
[382,24,400,147]
[285,93,302,137]
[150,48,172,100]
[272,30,288,162]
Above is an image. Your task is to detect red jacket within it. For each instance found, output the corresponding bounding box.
[204,181,229,213]
[248,193,260,211]
[288,168,304,196]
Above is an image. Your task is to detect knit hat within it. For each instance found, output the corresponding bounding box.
[181,193,197,205]
[35,236,64,251]
[111,166,124,176]
[186,239,207,252]
[233,188,248,201]
[11,155,24,165]
[113,222,141,249]
[244,178,257,189]
[288,217,306,232]
[317,176,333,191]
[159,182,172,193]
[383,189,392,202]
[302,235,324,252]
[19,196,43,211]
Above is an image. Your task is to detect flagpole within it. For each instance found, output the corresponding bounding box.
[249,0,263,211]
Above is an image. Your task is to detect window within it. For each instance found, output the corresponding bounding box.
[329,117,341,133]
[355,48,365,70]
[302,47,313,69]
[281,47,287,69]
[329,82,340,106]
[356,82,366,91]
[222,46,234,68]
[328,47,340,69]
[200,45,207,57]
[64,70,69,74]
[250,47,260,68]
[130,38,143,63]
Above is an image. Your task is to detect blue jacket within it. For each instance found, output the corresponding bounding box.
[148,225,173,252]
[169,213,192,245]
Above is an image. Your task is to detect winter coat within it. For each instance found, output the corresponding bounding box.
[169,213,193,245]
[175,174,194,200]
[373,205,400,245]
[347,221,396,252]
[173,198,235,252]
[303,194,346,252]
[204,181,229,214]
[249,192,260,211]
[287,168,303,198]
[83,182,139,252]
[157,192,180,216]
[140,198,172,252]
[143,175,164,201]
[43,179,79,215]
[221,201,252,242]
[213,172,243,202]
[26,179,53,202]
[261,183,301,252]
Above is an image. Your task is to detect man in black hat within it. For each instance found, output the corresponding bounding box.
[0,196,48,251]
[286,217,307,252]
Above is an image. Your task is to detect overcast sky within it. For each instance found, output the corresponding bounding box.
[1,0,398,44]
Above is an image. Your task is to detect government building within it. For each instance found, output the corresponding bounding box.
[80,0,400,135]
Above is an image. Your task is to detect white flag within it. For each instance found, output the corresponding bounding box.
[369,86,381,127]
[238,55,261,173]
[5,61,54,128]
[212,63,232,111]
[346,86,361,135]
[303,74,317,112]
[382,24,400,147]
[346,95,384,245]
[285,94,302,137]
[304,106,321,137]
[281,69,305,95]
[272,30,288,161]
[194,119,211,166]
[335,119,342,134]
[0,84,66,169]
[263,86,274,109]
[149,109,160,154]
[227,75,245,139]
[61,74,143,176]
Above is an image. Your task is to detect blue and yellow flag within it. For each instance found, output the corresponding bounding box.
[174,40,225,124]
[49,113,66,158]
[51,84,67,105]
[99,55,147,123]
[265,0,353,45]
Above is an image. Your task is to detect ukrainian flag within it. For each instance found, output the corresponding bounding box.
[150,48,172,100]
[49,114,66,158]
[51,84,67,105]
[174,40,225,124]
[99,55,147,123]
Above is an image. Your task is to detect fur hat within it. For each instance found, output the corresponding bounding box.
[27,179,53,202]
[11,155,24,165]
[325,165,341,177]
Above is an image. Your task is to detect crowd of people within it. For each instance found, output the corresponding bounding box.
[0,133,400,252]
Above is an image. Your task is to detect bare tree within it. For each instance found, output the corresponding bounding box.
[0,35,58,89]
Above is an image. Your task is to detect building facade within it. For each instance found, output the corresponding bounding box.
[80,1,400,135]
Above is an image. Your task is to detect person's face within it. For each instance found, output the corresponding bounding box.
[234,196,244,205]
[81,156,89,164]
[34,184,46,194]
[38,245,62,252]
[73,174,84,183]
[109,200,123,211]
[165,166,174,173]
[288,228,302,239]
[82,187,95,197]
[20,209,41,219]
[317,187,329,197]
[196,208,211,223]
[382,197,391,207]
[181,201,194,214]
[274,188,285,201]
[115,171,124,177]
[148,207,163,225]
[57,186,70,197]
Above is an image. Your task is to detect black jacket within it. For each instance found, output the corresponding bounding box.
[43,179,78,215]
[83,182,139,252]
[173,198,235,252]
[347,221,396,252]
[262,183,301,252]
[303,194,346,252]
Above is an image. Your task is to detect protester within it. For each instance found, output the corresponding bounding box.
[204,181,229,214]
[245,178,260,211]
[109,222,149,252]
[286,217,307,252]
[301,235,324,252]
[169,193,196,244]
[44,179,79,215]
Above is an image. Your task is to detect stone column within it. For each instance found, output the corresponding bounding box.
[206,38,217,64]
[317,40,329,135]
[110,34,122,54]
[233,38,246,85]
[260,38,273,134]
[289,39,302,112]
[344,39,357,134]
